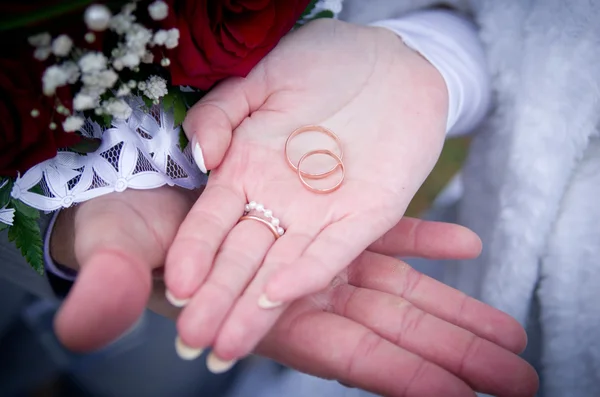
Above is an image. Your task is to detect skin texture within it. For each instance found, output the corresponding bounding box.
[166,19,449,363]
[50,19,539,397]
[51,186,537,397]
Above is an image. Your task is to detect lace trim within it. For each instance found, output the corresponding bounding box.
[11,97,207,211]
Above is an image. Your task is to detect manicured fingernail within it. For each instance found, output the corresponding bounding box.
[206,352,237,374]
[175,336,204,360]
[192,141,207,173]
[165,289,189,307]
[258,293,282,309]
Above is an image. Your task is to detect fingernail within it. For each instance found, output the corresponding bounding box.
[258,293,282,309]
[192,141,207,173]
[165,289,190,307]
[206,351,237,374]
[175,335,204,360]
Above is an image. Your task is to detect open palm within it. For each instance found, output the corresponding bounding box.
[45,185,539,397]
[166,20,451,364]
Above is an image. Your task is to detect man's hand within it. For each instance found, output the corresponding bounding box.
[50,187,199,351]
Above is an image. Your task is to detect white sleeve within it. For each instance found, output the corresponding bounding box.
[371,9,491,136]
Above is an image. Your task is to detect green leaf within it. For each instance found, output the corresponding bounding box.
[179,129,189,150]
[8,211,43,275]
[173,95,187,126]
[162,92,176,110]
[143,96,154,110]
[181,91,205,108]
[101,114,113,129]
[300,0,319,19]
[0,223,9,232]
[0,0,95,31]
[0,180,13,207]
[310,10,335,20]
[69,137,102,154]
[12,200,40,220]
[29,184,44,195]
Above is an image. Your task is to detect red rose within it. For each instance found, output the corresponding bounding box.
[165,0,311,90]
[0,51,80,177]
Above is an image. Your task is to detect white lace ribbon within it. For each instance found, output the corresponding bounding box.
[0,206,15,226]
[11,97,207,211]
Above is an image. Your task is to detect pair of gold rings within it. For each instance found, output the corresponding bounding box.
[284,125,345,194]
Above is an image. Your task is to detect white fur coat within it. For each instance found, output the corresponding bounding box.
[229,1,600,397]
[342,1,600,396]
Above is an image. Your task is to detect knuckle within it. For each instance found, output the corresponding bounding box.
[345,331,383,379]
[457,334,480,377]
[404,359,431,397]
[398,263,421,298]
[207,279,239,303]
[393,301,426,346]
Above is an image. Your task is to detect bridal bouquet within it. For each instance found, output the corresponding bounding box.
[0,0,341,274]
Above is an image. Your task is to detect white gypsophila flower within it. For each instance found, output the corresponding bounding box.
[148,1,168,21]
[321,0,343,14]
[126,24,153,55]
[42,65,70,95]
[165,28,180,49]
[79,84,105,99]
[137,81,147,90]
[0,206,15,227]
[62,115,85,132]
[62,61,80,84]
[78,52,108,74]
[102,98,132,119]
[82,69,119,91]
[115,84,131,97]
[109,13,135,35]
[122,2,137,15]
[28,32,51,47]
[33,46,52,61]
[85,4,112,31]
[141,52,154,63]
[73,93,97,111]
[101,69,119,87]
[113,59,124,71]
[143,75,168,100]
[153,29,168,46]
[52,34,73,57]
[119,52,140,68]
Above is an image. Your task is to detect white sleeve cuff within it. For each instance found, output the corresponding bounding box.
[371,9,491,136]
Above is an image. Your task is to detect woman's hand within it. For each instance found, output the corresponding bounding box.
[166,19,449,362]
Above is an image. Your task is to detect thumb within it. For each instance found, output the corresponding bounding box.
[54,248,151,352]
[53,202,164,352]
[368,217,482,260]
[183,68,269,173]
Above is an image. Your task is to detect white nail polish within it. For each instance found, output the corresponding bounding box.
[175,336,204,360]
[165,289,190,307]
[192,142,207,173]
[258,293,282,309]
[206,352,237,374]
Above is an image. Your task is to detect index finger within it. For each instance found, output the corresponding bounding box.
[349,251,528,354]
[257,304,476,397]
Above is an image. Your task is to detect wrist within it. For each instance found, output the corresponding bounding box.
[49,207,78,270]
[372,25,449,136]
[371,10,491,136]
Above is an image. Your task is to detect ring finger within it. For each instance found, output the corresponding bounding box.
[175,215,277,364]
